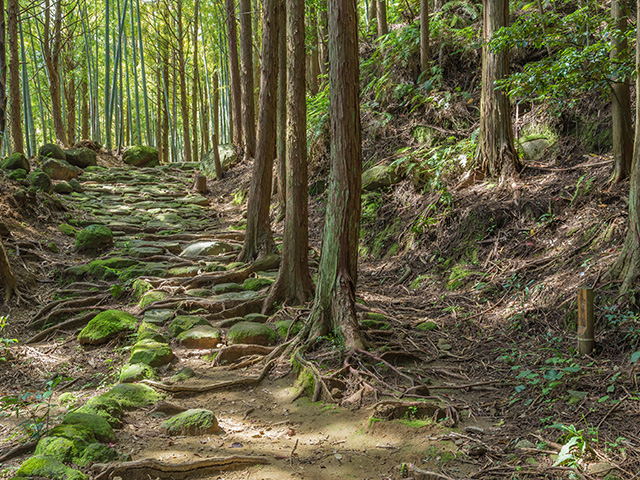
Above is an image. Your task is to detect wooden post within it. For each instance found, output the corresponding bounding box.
[577,287,594,355]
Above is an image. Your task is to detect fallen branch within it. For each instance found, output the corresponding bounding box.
[92,455,269,480]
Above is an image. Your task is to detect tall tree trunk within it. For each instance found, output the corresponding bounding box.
[176,0,191,163]
[611,0,632,184]
[611,0,640,290]
[0,238,18,303]
[309,0,365,350]
[0,0,7,154]
[239,0,256,158]
[317,1,328,78]
[264,0,313,311]
[7,0,22,153]
[226,0,243,148]
[308,6,319,95]
[474,0,520,183]
[368,0,377,36]
[192,0,200,162]
[43,0,67,146]
[63,28,76,146]
[420,0,430,77]
[212,71,223,180]
[377,0,388,36]
[81,77,89,139]
[237,0,280,262]
[276,0,286,214]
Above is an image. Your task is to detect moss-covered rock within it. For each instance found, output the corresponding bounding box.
[75,442,119,467]
[119,362,158,383]
[176,325,221,349]
[54,181,74,194]
[69,178,83,193]
[362,164,401,191]
[131,278,154,301]
[128,339,173,367]
[161,408,218,436]
[46,423,96,444]
[75,225,114,252]
[39,143,67,161]
[8,168,27,180]
[28,169,53,193]
[416,321,438,332]
[275,319,303,338]
[15,455,87,480]
[244,313,269,323]
[168,315,210,337]
[64,148,97,168]
[138,290,168,308]
[210,290,261,303]
[123,145,159,167]
[58,392,79,409]
[42,158,81,181]
[76,396,123,428]
[242,277,274,291]
[77,310,138,345]
[88,257,138,279]
[137,322,167,342]
[170,367,196,383]
[101,383,164,410]
[2,152,29,172]
[211,282,243,294]
[58,223,77,236]
[62,412,115,443]
[179,240,235,257]
[227,322,276,346]
[34,435,87,463]
[142,309,174,325]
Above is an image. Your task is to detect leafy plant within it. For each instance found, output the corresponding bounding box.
[0,316,17,362]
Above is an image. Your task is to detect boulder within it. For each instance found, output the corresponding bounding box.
[168,315,210,338]
[137,322,167,343]
[170,367,196,383]
[519,136,551,161]
[211,282,243,294]
[75,225,113,252]
[69,178,83,192]
[42,158,81,181]
[143,309,174,325]
[242,277,274,291]
[75,442,119,467]
[162,409,219,436]
[123,145,159,167]
[54,181,74,194]
[62,412,115,443]
[1,152,29,172]
[76,396,124,428]
[39,143,67,161]
[16,455,87,480]
[176,325,222,349]
[65,147,97,168]
[28,169,53,193]
[100,383,164,410]
[227,322,277,346]
[138,290,168,308]
[128,339,173,367]
[8,168,27,181]
[362,164,402,191]
[77,310,138,345]
[180,240,235,257]
[119,363,158,383]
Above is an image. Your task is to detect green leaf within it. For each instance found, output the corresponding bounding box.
[630,351,640,363]
[554,436,580,466]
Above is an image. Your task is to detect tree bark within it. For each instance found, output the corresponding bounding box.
[0,238,17,303]
[191,0,200,162]
[317,1,328,78]
[226,0,243,148]
[309,0,365,350]
[43,0,67,146]
[0,0,7,154]
[63,27,76,146]
[611,0,640,290]
[237,0,280,262]
[212,71,224,180]
[474,0,520,184]
[368,0,377,36]
[377,0,388,36]
[611,0,633,184]
[276,1,286,213]
[264,0,313,312]
[81,76,89,139]
[177,0,191,163]
[7,0,22,153]
[240,0,256,159]
[420,0,430,77]
[308,7,319,95]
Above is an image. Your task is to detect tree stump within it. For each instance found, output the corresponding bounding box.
[192,175,208,194]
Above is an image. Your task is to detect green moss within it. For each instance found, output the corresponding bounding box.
[446,264,475,290]
[76,396,124,428]
[75,442,119,467]
[58,392,79,409]
[58,223,77,236]
[416,321,439,331]
[361,319,390,330]
[227,322,277,346]
[398,418,434,428]
[242,277,274,291]
[123,145,159,167]
[168,315,209,337]
[138,290,168,309]
[62,412,115,443]
[176,325,222,348]
[137,322,166,342]
[161,409,219,435]
[8,168,27,180]
[46,423,96,444]
[88,257,138,279]
[101,383,165,410]
[119,363,158,383]
[16,455,87,480]
[34,436,87,463]
[77,310,138,345]
[170,367,196,383]
[211,282,243,294]
[274,320,303,338]
[75,225,114,252]
[128,339,173,367]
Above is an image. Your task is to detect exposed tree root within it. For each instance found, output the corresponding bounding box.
[0,238,22,304]
[30,295,109,329]
[214,345,274,365]
[140,231,246,242]
[26,310,101,344]
[92,455,269,480]
[0,440,37,463]
[181,253,280,289]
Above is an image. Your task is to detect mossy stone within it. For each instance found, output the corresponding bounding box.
[75,225,114,252]
[75,442,119,467]
[64,148,97,168]
[137,322,166,342]
[242,277,274,291]
[170,367,195,383]
[180,240,234,257]
[28,169,53,193]
[361,319,389,330]
[58,392,79,409]
[64,264,90,279]
[275,320,303,338]
[39,143,67,161]
[62,412,115,443]
[16,455,87,480]
[76,396,124,428]
[143,309,174,325]
[88,257,138,279]
[101,383,164,410]
[227,322,276,346]
[34,435,87,463]
[185,288,211,297]
[1,152,29,171]
[8,168,27,180]
[58,223,77,236]
[364,312,387,322]
[168,315,210,337]
[123,145,159,167]
[131,279,154,301]
[138,290,168,308]
[210,290,261,303]
[176,325,222,349]
[69,178,83,192]
[77,310,138,345]
[119,363,158,383]
[211,282,243,294]
[161,408,218,436]
[416,321,438,332]
[42,158,81,181]
[244,313,269,323]
[54,181,74,194]
[362,164,401,191]
[46,423,96,445]
[128,339,173,367]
